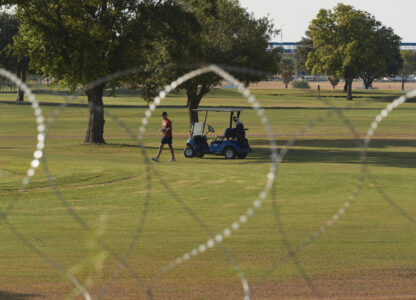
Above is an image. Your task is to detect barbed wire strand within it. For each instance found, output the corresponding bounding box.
[251,90,416,294]
[142,65,280,300]
[20,65,257,299]
[31,93,153,295]
[82,65,269,299]
[0,68,92,300]
[264,103,354,297]
[363,91,416,225]
[252,93,368,294]
[0,89,150,296]
[1,64,415,299]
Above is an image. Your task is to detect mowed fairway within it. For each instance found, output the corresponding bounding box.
[1,88,416,299]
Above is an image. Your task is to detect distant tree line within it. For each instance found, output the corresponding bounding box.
[295,3,415,100]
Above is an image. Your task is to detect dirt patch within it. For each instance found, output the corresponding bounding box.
[4,271,416,300]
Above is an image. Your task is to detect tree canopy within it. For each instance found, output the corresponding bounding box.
[306,3,402,100]
[400,50,416,90]
[175,0,281,125]
[0,12,29,101]
[0,12,18,71]
[2,0,199,143]
[295,34,313,75]
[279,57,295,88]
[358,26,402,89]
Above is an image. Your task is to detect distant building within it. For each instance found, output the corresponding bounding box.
[269,42,416,54]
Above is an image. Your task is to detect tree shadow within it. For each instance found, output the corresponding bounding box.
[0,99,186,109]
[251,139,416,150]
[249,139,416,168]
[281,148,416,169]
[99,140,416,168]
[0,291,42,300]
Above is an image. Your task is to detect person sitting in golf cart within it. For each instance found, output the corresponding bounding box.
[184,108,252,159]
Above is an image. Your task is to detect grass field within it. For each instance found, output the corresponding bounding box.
[1,87,416,299]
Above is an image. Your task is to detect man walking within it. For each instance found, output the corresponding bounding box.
[152,112,176,162]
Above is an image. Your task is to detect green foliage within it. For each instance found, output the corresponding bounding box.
[359,26,402,88]
[279,57,295,88]
[295,34,313,74]
[0,12,29,101]
[3,0,201,141]
[401,50,416,77]
[306,3,402,98]
[5,1,199,93]
[291,79,310,89]
[0,12,19,71]
[175,0,281,123]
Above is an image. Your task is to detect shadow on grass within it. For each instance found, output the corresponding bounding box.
[99,140,416,168]
[251,139,416,149]
[2,99,416,112]
[250,139,416,168]
[280,148,416,169]
[0,291,41,300]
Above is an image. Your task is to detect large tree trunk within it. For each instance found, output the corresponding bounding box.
[361,75,374,89]
[345,78,353,100]
[16,66,26,102]
[84,84,106,144]
[402,77,405,91]
[343,82,347,93]
[186,84,211,128]
[187,93,199,127]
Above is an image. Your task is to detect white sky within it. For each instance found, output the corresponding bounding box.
[239,0,415,42]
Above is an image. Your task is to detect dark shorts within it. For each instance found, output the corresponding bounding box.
[161,137,172,145]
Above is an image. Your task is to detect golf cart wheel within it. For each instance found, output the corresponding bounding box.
[184,146,195,158]
[237,153,247,159]
[224,147,236,159]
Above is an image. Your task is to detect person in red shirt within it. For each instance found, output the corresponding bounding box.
[152,112,176,162]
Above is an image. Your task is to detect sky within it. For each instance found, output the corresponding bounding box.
[239,0,415,42]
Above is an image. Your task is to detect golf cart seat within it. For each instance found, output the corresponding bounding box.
[213,136,226,143]
[224,128,237,140]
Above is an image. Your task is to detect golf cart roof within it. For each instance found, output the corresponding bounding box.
[192,108,244,112]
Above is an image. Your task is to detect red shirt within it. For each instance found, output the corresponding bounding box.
[162,119,172,138]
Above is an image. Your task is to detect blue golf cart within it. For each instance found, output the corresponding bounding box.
[184,108,252,159]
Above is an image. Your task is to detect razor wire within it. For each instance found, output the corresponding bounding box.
[0,67,92,300]
[1,88,151,294]
[28,66,258,299]
[1,65,271,299]
[252,91,416,295]
[0,65,415,299]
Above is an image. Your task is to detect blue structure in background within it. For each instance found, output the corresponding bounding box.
[269,42,416,54]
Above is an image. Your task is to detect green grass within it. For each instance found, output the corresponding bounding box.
[1,87,416,299]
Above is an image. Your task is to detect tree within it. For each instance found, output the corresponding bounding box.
[400,50,416,91]
[328,76,340,89]
[175,0,281,126]
[0,13,18,71]
[4,0,199,143]
[359,26,402,89]
[295,34,313,75]
[279,57,295,88]
[0,12,29,101]
[306,3,401,100]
